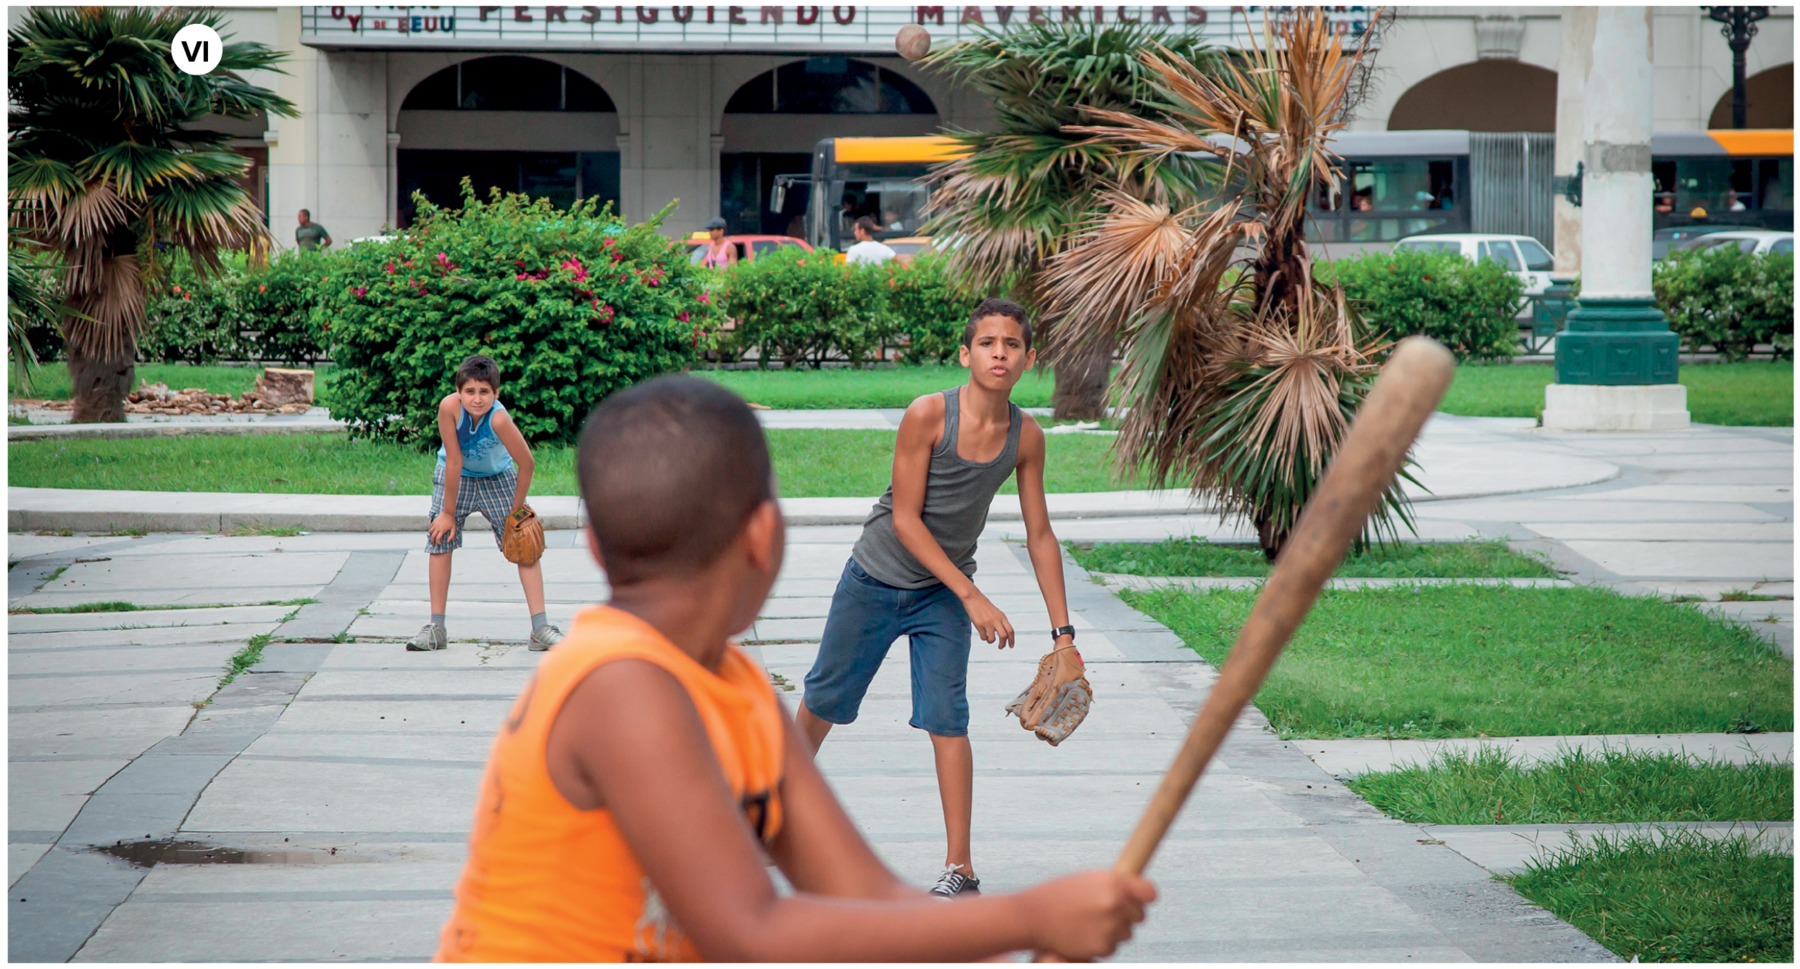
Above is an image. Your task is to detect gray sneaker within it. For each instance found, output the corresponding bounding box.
[406,624,446,651]
[528,624,564,652]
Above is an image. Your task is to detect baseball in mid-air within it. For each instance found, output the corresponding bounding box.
[896,24,931,61]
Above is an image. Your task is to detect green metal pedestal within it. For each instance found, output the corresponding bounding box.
[1554,296,1679,385]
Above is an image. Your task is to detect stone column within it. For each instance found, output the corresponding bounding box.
[1552,7,1596,276]
[1543,6,1689,431]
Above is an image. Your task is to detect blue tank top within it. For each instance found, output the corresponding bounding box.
[437,400,515,478]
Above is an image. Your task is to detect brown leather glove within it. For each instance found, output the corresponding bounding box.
[500,504,545,566]
[1005,646,1093,746]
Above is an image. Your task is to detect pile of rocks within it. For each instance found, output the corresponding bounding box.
[120,383,312,416]
[30,367,317,416]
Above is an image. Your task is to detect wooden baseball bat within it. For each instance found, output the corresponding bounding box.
[1115,336,1455,876]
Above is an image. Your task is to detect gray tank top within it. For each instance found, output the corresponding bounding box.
[852,388,1022,590]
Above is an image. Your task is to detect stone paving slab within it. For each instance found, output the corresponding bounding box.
[1420,821,1794,875]
[7,604,294,634]
[1304,733,1796,777]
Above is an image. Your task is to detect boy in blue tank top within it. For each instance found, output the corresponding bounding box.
[796,299,1084,898]
[409,355,564,653]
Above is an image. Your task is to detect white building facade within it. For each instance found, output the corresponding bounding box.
[178,5,1791,247]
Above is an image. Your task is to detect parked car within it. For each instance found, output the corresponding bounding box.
[880,235,933,266]
[1672,229,1794,256]
[684,233,813,266]
[1392,233,1556,295]
[1652,225,1738,260]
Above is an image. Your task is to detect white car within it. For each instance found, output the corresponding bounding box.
[1673,229,1793,256]
[1392,233,1556,295]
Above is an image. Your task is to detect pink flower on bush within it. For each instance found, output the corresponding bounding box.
[384,262,396,274]
[561,257,589,283]
[677,311,690,323]
[697,292,711,304]
[354,287,368,297]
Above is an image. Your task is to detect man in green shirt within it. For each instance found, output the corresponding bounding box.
[296,209,332,251]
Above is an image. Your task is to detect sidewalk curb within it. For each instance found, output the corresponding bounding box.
[9,421,344,442]
[6,488,1224,533]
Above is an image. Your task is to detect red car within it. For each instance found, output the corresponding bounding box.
[684,233,813,266]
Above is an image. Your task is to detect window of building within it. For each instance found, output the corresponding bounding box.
[401,57,614,112]
[397,149,620,227]
[724,58,934,114]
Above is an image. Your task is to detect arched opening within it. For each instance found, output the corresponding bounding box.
[719,58,939,236]
[1388,61,1556,132]
[396,56,620,226]
[1708,63,1795,129]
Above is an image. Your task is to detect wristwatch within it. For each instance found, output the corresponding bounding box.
[1050,625,1076,643]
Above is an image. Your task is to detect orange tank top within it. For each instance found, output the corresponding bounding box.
[436,605,787,963]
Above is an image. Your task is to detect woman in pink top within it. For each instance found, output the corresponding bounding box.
[700,218,737,269]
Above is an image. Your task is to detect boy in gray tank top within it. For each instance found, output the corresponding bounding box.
[798,299,1085,899]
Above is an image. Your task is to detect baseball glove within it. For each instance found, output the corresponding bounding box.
[1004,646,1092,746]
[501,504,545,566]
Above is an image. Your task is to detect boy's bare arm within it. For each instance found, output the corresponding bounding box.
[767,710,920,901]
[492,411,534,512]
[1015,419,1073,642]
[889,396,1016,649]
[432,397,462,546]
[552,659,1153,961]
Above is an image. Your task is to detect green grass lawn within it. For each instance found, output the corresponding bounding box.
[11,361,335,402]
[1442,361,1793,426]
[1348,747,1793,825]
[18,359,1785,425]
[7,429,1163,497]
[694,363,1057,410]
[1506,831,1793,963]
[1069,537,1556,578]
[1124,584,1792,739]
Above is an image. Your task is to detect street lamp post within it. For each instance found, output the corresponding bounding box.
[1705,6,1771,129]
[1542,6,1690,432]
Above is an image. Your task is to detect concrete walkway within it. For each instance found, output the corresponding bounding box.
[7,416,1791,961]
[8,529,1614,963]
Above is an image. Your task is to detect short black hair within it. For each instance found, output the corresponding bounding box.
[963,298,1033,350]
[577,375,775,583]
[454,355,502,390]
[855,215,878,234]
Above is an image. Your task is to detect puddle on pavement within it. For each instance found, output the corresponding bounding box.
[94,839,356,867]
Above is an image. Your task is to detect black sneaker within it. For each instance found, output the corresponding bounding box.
[929,865,980,898]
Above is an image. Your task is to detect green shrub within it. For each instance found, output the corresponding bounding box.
[137,252,246,365]
[1653,246,1794,361]
[884,253,974,364]
[317,186,717,446]
[1321,249,1523,361]
[718,246,894,368]
[241,249,331,365]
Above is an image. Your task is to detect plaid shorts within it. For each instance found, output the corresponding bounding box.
[426,466,518,553]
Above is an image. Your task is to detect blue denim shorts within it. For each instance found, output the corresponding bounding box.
[802,557,973,737]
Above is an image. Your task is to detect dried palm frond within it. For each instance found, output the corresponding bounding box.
[1042,9,1410,560]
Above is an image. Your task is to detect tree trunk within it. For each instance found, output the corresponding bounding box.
[1255,512,1287,563]
[1050,332,1115,421]
[68,345,134,424]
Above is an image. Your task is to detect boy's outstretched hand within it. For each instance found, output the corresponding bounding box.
[961,588,1016,649]
[429,512,457,546]
[1021,869,1156,961]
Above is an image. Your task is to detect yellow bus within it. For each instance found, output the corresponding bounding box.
[776,136,968,252]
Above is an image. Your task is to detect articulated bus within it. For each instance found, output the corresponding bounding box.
[1309,128,1792,252]
[780,130,1789,255]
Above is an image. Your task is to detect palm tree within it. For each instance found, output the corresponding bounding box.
[1040,11,1407,560]
[920,20,1214,420]
[8,7,296,422]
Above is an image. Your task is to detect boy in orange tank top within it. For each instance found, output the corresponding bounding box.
[438,376,1154,962]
